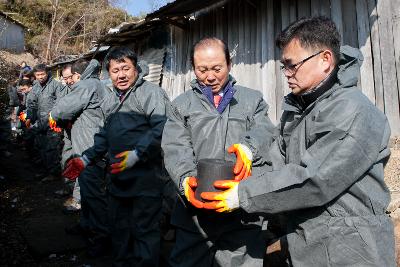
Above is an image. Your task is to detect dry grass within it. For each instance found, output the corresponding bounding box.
[0,50,37,69]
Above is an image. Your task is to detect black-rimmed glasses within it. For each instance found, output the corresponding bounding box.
[280,50,323,75]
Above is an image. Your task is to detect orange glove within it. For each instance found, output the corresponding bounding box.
[201,180,239,213]
[228,144,253,181]
[182,176,204,209]
[49,113,62,133]
[19,112,27,122]
[110,150,139,174]
[62,156,89,180]
[25,119,31,128]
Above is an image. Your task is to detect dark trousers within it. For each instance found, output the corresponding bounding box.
[108,194,162,267]
[79,164,109,239]
[36,129,62,175]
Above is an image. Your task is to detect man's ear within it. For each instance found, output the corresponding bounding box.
[321,50,334,72]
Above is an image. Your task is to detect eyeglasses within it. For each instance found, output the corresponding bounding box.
[63,74,73,81]
[280,50,323,75]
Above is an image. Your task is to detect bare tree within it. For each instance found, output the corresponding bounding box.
[45,0,59,62]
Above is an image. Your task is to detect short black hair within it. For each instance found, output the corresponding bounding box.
[191,37,231,68]
[104,47,138,71]
[21,68,33,78]
[71,60,89,75]
[276,16,340,64]
[33,63,47,73]
[62,64,72,72]
[19,79,32,87]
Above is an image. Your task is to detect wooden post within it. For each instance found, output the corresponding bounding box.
[377,0,400,135]
[356,0,376,104]
[331,0,344,43]
[391,0,400,120]
[341,0,358,47]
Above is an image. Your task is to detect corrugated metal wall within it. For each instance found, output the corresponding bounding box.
[161,0,400,136]
[0,15,25,53]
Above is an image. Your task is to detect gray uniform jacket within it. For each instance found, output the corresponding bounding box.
[238,46,395,266]
[83,63,171,198]
[51,59,110,157]
[28,76,66,131]
[7,85,19,107]
[162,77,275,232]
[25,82,38,122]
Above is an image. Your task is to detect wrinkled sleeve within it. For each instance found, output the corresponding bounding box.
[82,100,108,162]
[161,97,197,193]
[134,87,171,161]
[56,83,69,100]
[239,105,390,214]
[61,133,73,168]
[26,88,38,121]
[8,86,19,107]
[241,96,276,166]
[51,85,93,122]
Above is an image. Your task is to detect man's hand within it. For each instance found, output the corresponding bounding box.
[25,119,31,128]
[201,180,239,213]
[228,144,253,180]
[182,176,204,209]
[110,150,139,174]
[62,156,89,180]
[49,113,62,133]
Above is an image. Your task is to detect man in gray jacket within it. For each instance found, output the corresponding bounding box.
[50,59,111,256]
[26,64,66,180]
[63,47,171,266]
[201,17,396,267]
[162,37,275,266]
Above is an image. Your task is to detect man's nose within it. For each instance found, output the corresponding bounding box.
[118,71,127,79]
[206,74,216,82]
[283,69,293,79]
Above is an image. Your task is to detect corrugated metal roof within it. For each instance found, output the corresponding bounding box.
[97,19,165,45]
[146,0,228,19]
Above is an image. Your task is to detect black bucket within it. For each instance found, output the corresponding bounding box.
[195,158,234,200]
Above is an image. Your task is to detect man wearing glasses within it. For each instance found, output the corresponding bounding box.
[201,17,396,266]
[61,64,74,87]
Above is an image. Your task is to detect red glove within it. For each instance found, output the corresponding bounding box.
[62,157,88,180]
[182,176,204,209]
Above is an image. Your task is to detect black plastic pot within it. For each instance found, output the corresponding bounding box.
[195,158,234,200]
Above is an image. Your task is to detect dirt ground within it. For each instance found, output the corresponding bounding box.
[0,140,112,266]
[0,137,175,267]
